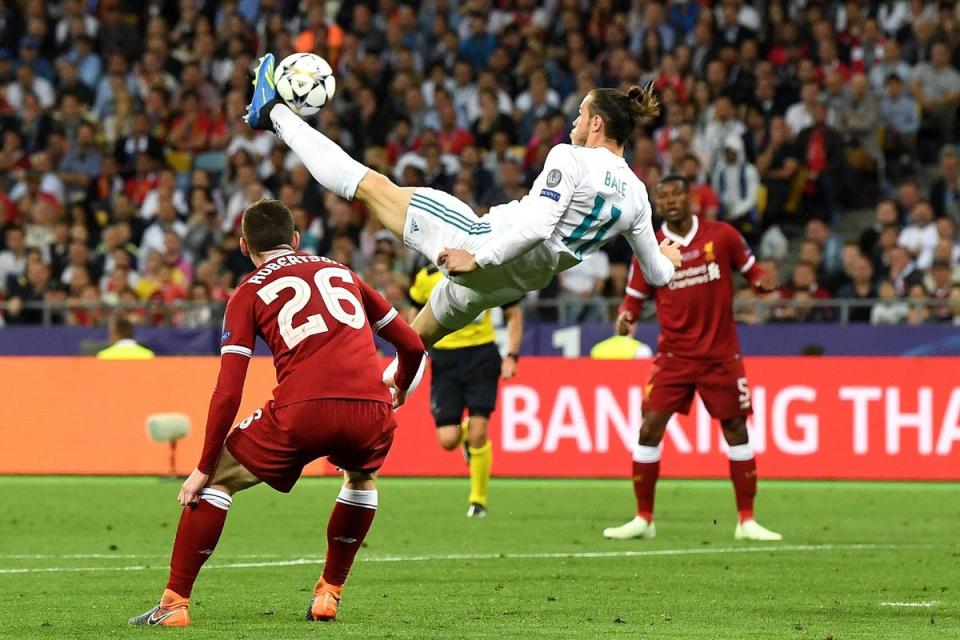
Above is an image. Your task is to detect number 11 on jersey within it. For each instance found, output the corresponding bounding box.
[563,194,622,259]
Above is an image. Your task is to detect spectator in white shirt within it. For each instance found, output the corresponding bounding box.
[870,279,910,324]
[140,200,187,259]
[140,169,187,221]
[785,81,836,136]
[0,225,28,294]
[898,202,939,270]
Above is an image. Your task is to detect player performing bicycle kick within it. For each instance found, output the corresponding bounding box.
[245,54,682,353]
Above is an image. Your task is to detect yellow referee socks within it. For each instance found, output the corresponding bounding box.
[467,441,493,507]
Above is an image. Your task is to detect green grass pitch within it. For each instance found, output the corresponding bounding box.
[1,476,957,639]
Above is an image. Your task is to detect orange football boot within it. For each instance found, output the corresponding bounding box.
[128,589,191,627]
[306,577,342,621]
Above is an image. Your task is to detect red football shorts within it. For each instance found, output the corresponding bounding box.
[642,354,752,420]
[226,398,397,493]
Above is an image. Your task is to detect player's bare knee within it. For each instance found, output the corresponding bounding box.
[638,412,670,445]
[209,449,259,494]
[721,418,749,446]
[467,417,488,448]
[355,172,411,237]
[343,469,376,490]
[436,426,461,451]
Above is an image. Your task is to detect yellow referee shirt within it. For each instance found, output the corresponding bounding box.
[96,339,156,360]
[409,266,495,350]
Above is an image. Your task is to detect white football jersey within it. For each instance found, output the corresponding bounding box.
[473,144,675,291]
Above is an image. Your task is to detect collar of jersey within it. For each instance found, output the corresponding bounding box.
[260,249,295,264]
[660,215,699,247]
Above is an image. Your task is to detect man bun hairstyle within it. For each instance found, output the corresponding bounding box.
[589,83,661,146]
[242,199,295,254]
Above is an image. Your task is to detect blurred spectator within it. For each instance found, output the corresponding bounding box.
[871,279,910,325]
[755,116,799,228]
[479,157,526,211]
[837,73,881,184]
[558,250,610,323]
[142,169,187,222]
[806,219,845,284]
[678,153,719,221]
[898,201,939,270]
[775,261,831,322]
[835,254,877,322]
[905,282,932,325]
[58,121,102,203]
[796,102,843,221]
[700,95,747,173]
[929,146,960,223]
[5,259,59,324]
[911,41,960,145]
[141,200,187,259]
[711,134,759,241]
[786,81,824,137]
[859,199,900,259]
[950,284,960,326]
[926,260,955,321]
[0,224,27,293]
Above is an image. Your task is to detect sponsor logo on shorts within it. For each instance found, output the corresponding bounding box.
[221,330,232,343]
[540,188,561,201]
[410,220,420,233]
[546,169,562,187]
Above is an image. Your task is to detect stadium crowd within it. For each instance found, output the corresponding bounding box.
[1,0,960,328]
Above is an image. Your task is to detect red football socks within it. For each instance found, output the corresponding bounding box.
[321,488,378,587]
[166,489,232,598]
[631,455,660,522]
[729,456,758,523]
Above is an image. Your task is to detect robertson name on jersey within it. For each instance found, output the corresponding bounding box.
[220,250,402,406]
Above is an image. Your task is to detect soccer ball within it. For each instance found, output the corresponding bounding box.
[274,53,336,117]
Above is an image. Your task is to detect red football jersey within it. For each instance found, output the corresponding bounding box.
[196,249,425,474]
[622,217,763,360]
[220,250,402,405]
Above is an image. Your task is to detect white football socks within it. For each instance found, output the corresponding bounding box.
[270,104,368,200]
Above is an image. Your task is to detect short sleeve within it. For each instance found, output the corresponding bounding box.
[724,224,756,274]
[219,288,256,358]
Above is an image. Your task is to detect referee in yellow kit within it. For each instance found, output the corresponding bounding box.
[409,265,523,517]
[96,315,155,360]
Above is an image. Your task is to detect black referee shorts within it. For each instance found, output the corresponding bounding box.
[429,342,502,427]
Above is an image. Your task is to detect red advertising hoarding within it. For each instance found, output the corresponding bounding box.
[0,357,957,479]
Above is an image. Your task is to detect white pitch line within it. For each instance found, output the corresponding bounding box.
[0,553,285,560]
[880,601,939,608]
[0,543,908,575]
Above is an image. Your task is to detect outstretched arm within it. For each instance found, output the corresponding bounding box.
[359,278,426,404]
[624,205,679,287]
[617,257,652,335]
[195,354,250,475]
[461,145,582,271]
[196,293,257,478]
[501,302,524,379]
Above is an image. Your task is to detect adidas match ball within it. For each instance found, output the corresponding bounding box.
[274,53,336,117]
